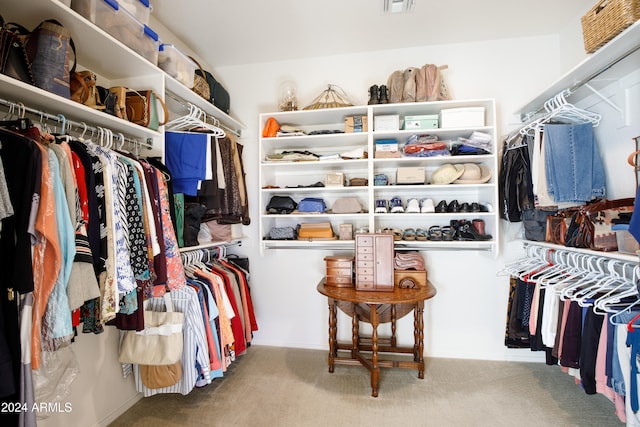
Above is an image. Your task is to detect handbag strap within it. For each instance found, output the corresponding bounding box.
[188,55,208,82]
[151,90,169,126]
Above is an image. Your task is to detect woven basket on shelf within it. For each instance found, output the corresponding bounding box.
[581,0,640,53]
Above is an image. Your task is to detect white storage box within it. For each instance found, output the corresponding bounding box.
[158,44,196,88]
[119,0,151,25]
[374,114,400,131]
[440,107,485,128]
[71,0,159,65]
[396,167,425,184]
[613,225,640,254]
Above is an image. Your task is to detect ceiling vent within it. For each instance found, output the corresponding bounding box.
[382,0,415,14]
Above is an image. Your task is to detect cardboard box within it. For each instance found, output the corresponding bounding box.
[375,139,399,151]
[440,107,485,128]
[374,115,400,131]
[404,114,439,130]
[345,115,368,133]
[396,167,425,184]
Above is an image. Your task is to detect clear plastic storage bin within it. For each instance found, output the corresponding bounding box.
[158,44,196,88]
[71,0,159,65]
[119,0,151,25]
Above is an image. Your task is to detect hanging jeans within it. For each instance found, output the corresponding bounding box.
[544,122,606,203]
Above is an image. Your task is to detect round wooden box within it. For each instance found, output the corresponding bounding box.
[324,256,354,287]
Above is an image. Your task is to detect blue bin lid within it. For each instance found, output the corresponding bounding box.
[104,0,119,11]
[144,25,159,42]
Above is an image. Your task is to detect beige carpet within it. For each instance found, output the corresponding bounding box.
[110,345,622,427]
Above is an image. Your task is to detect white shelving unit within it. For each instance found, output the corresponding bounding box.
[0,0,244,155]
[258,99,499,253]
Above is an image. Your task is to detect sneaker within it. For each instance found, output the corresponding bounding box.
[375,199,388,213]
[390,196,404,213]
[406,198,420,213]
[420,198,435,213]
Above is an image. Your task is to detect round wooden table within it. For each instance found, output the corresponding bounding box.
[317,279,437,397]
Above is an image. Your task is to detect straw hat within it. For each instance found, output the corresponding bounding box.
[454,163,492,184]
[430,164,465,185]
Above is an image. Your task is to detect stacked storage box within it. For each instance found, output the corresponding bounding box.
[71,0,159,65]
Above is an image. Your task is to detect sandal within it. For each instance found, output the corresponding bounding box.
[427,225,442,241]
[416,228,428,241]
[391,228,403,241]
[402,228,416,241]
[441,226,454,241]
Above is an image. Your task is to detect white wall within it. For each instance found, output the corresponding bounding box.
[217,35,565,363]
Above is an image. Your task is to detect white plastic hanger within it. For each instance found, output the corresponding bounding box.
[519,91,601,136]
[165,103,225,137]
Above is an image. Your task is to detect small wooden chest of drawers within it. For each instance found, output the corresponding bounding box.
[355,234,394,291]
[324,256,354,287]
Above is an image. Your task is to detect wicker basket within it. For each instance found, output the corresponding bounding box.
[581,0,640,53]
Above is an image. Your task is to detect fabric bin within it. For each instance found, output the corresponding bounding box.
[71,0,159,65]
[158,44,196,88]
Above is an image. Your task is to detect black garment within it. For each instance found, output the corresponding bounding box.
[560,301,583,369]
[499,133,535,222]
[0,128,41,405]
[580,307,604,394]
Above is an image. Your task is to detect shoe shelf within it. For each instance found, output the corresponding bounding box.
[259,99,499,254]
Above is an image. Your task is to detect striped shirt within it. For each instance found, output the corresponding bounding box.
[133,286,211,396]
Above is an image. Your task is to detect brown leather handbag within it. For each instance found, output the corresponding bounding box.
[126,89,168,130]
[545,213,567,245]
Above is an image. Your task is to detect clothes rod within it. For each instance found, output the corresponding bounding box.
[521,43,640,121]
[0,97,153,150]
[164,90,242,138]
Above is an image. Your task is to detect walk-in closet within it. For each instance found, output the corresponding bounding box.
[1,0,639,426]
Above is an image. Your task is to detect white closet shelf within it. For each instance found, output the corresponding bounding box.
[516,20,640,118]
[0,74,160,143]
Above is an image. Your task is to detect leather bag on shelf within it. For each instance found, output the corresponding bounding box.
[70,70,105,110]
[545,213,568,245]
[0,16,34,85]
[189,55,231,113]
[126,89,168,130]
[564,198,635,251]
[118,293,184,366]
[188,56,210,100]
[297,197,326,213]
[297,222,335,240]
[266,195,296,214]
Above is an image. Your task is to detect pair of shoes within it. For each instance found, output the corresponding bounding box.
[390,196,404,213]
[375,199,388,213]
[406,198,420,213]
[368,85,390,104]
[427,225,442,240]
[403,228,416,240]
[382,227,403,241]
[420,198,435,213]
[451,219,492,241]
[448,200,461,212]
[416,228,428,241]
[435,200,448,213]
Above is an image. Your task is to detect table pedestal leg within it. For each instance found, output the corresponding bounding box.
[370,303,379,397]
[414,301,425,379]
[351,303,358,359]
[328,297,336,373]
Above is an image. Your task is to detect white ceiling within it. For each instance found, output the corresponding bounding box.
[151,0,595,68]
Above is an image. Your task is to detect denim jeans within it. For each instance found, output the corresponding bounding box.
[544,122,606,203]
[27,21,73,98]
